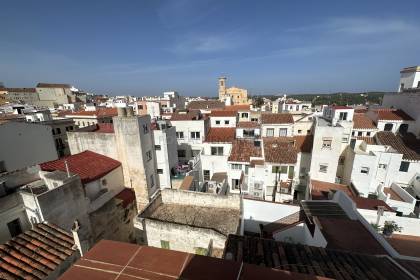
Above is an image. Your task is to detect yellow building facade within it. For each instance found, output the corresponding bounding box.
[218,77,249,105]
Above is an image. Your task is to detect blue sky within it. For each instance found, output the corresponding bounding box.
[1,0,420,96]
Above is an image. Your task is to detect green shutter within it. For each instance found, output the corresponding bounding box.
[288,166,295,179]
[160,240,170,249]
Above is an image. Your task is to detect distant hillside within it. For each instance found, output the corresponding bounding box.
[253,92,390,106]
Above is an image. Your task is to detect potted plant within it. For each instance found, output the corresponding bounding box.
[382,221,402,237]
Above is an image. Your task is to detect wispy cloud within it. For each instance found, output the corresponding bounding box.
[169,35,239,54]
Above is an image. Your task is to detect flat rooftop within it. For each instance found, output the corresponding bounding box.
[139,190,241,236]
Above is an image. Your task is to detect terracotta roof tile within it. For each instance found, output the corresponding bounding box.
[387,234,420,258]
[115,188,135,208]
[60,239,324,280]
[376,131,420,161]
[263,137,297,164]
[352,196,394,212]
[222,105,251,111]
[293,135,313,153]
[261,113,294,124]
[205,128,236,143]
[224,235,411,280]
[228,140,262,162]
[187,100,225,110]
[0,222,75,280]
[236,121,259,128]
[353,113,377,129]
[209,110,237,117]
[375,109,414,121]
[93,123,114,133]
[331,105,352,109]
[40,150,121,183]
[310,179,356,200]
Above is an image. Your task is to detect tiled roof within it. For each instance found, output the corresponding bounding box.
[355,136,376,144]
[262,137,297,164]
[187,100,225,110]
[205,128,236,143]
[293,135,313,153]
[354,108,368,113]
[115,188,135,208]
[223,105,251,111]
[317,217,387,255]
[40,150,121,183]
[383,187,404,201]
[331,105,352,110]
[376,131,420,161]
[5,88,37,93]
[60,239,327,280]
[0,222,75,280]
[237,121,259,128]
[398,259,420,279]
[261,113,294,124]
[228,140,262,162]
[170,110,202,121]
[352,196,394,212]
[262,210,304,237]
[65,108,118,117]
[375,109,414,121]
[210,172,227,183]
[224,235,411,280]
[93,123,114,133]
[310,179,356,200]
[353,113,377,129]
[249,159,264,167]
[36,83,71,88]
[387,234,420,258]
[209,110,237,117]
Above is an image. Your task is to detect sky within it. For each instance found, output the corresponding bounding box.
[1,0,420,96]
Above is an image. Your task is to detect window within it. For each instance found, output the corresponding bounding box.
[138,105,143,110]
[360,167,369,174]
[232,164,242,170]
[272,166,287,173]
[216,120,221,125]
[357,131,363,136]
[399,161,410,172]
[267,128,274,137]
[339,156,345,165]
[288,166,294,179]
[254,183,262,190]
[319,164,328,173]
[224,120,229,125]
[211,146,223,156]
[251,118,258,122]
[279,128,287,136]
[52,129,56,135]
[190,131,200,140]
[384,123,393,131]
[146,151,152,161]
[339,112,348,121]
[245,165,249,175]
[232,179,240,189]
[243,129,255,137]
[178,149,186,157]
[378,164,387,169]
[203,170,210,181]
[352,131,355,136]
[400,83,405,90]
[56,128,61,134]
[155,145,161,150]
[7,219,22,238]
[161,240,170,249]
[143,124,149,134]
[241,113,249,118]
[298,130,302,134]
[176,132,184,139]
[322,138,332,149]
[342,134,349,143]
[366,131,371,136]
[157,169,163,174]
[101,179,107,186]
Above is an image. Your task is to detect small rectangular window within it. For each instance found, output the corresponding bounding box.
[319,164,328,173]
[360,167,369,174]
[150,174,154,187]
[225,120,229,125]
[176,132,184,139]
[161,240,170,249]
[232,164,242,170]
[211,146,223,156]
[378,164,387,169]
[366,131,371,136]
[178,149,186,157]
[399,161,410,172]
[216,120,220,125]
[322,138,332,149]
[267,128,274,137]
[203,170,210,181]
[190,131,200,140]
[157,169,163,174]
[7,219,22,238]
